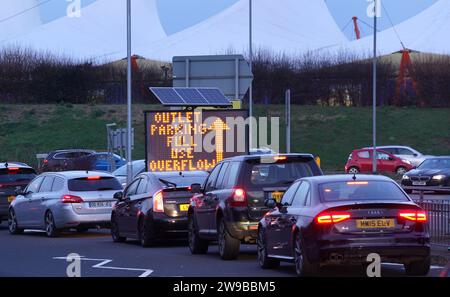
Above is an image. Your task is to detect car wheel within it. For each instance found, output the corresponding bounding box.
[294,232,319,277]
[217,219,240,260]
[45,211,60,238]
[257,227,280,269]
[188,215,209,254]
[111,215,126,243]
[404,257,430,276]
[8,209,23,235]
[396,166,407,175]
[139,217,156,247]
[348,167,359,174]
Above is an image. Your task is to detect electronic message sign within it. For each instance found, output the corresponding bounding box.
[145,109,249,172]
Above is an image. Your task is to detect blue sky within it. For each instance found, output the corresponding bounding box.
[39,0,438,39]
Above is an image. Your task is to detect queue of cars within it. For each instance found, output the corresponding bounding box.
[2,146,442,277]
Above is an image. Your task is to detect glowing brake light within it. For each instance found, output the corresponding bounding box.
[153,190,164,212]
[273,156,287,161]
[316,212,351,224]
[87,176,101,180]
[347,181,369,185]
[8,167,19,171]
[61,195,84,203]
[229,188,247,207]
[399,211,427,222]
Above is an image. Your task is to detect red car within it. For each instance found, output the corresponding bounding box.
[345,149,414,175]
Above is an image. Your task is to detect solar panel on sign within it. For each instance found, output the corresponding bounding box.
[198,88,231,105]
[174,88,208,104]
[150,87,185,105]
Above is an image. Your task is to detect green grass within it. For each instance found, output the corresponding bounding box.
[0,104,449,171]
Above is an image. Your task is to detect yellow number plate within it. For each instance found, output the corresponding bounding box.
[179,204,190,212]
[7,196,16,203]
[271,191,284,203]
[356,219,395,229]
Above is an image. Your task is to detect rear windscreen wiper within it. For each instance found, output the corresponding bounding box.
[159,178,177,188]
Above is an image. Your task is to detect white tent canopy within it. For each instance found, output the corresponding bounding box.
[333,0,450,57]
[133,0,348,61]
[0,0,41,43]
[1,0,167,61]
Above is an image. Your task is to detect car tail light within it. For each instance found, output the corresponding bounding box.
[229,188,247,207]
[87,176,101,180]
[316,212,351,224]
[153,190,164,213]
[61,195,84,203]
[43,159,48,165]
[398,211,427,222]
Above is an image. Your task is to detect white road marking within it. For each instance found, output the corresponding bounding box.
[53,256,153,277]
[382,263,444,269]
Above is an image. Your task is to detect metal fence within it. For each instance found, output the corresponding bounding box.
[414,197,450,247]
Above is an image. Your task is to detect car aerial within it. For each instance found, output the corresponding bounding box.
[257,174,430,276]
[0,162,37,225]
[363,145,433,167]
[112,159,146,188]
[8,171,122,237]
[110,170,208,246]
[401,156,450,194]
[187,154,323,260]
[345,148,413,175]
[41,149,96,172]
[91,152,126,172]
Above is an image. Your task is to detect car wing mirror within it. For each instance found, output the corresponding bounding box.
[113,191,124,201]
[279,205,289,214]
[14,187,25,196]
[413,153,418,157]
[264,198,277,209]
[190,183,202,193]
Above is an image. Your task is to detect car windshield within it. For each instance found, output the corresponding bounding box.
[319,181,409,202]
[113,161,145,177]
[244,158,320,187]
[68,177,122,191]
[0,168,36,184]
[418,158,450,170]
[155,172,208,188]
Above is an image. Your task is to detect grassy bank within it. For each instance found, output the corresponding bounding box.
[0,104,449,171]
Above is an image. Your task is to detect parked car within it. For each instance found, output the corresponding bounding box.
[111,171,208,246]
[41,149,96,172]
[91,152,126,172]
[364,145,433,167]
[112,159,146,188]
[345,149,413,175]
[401,156,450,194]
[187,154,323,260]
[8,171,122,237]
[0,162,37,225]
[258,174,430,276]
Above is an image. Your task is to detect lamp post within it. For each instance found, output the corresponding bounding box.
[126,0,133,184]
[372,0,378,174]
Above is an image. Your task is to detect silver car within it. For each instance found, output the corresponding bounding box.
[364,145,433,167]
[8,171,122,237]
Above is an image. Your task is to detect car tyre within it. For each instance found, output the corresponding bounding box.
[348,167,359,174]
[218,219,240,260]
[257,227,280,269]
[139,217,156,247]
[396,166,407,175]
[45,211,60,238]
[188,215,209,254]
[111,214,126,243]
[294,232,319,277]
[404,257,430,276]
[8,209,24,235]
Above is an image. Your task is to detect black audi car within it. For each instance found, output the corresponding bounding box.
[401,156,450,194]
[0,162,36,224]
[258,174,430,276]
[111,170,208,247]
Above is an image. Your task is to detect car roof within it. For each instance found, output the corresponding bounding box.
[300,174,394,185]
[144,171,209,178]
[422,156,450,160]
[0,162,33,169]
[50,149,96,154]
[43,170,114,179]
[363,145,412,149]
[220,153,315,162]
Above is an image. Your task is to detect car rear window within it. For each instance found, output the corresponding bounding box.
[243,157,321,187]
[319,181,409,202]
[68,177,122,191]
[0,168,37,184]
